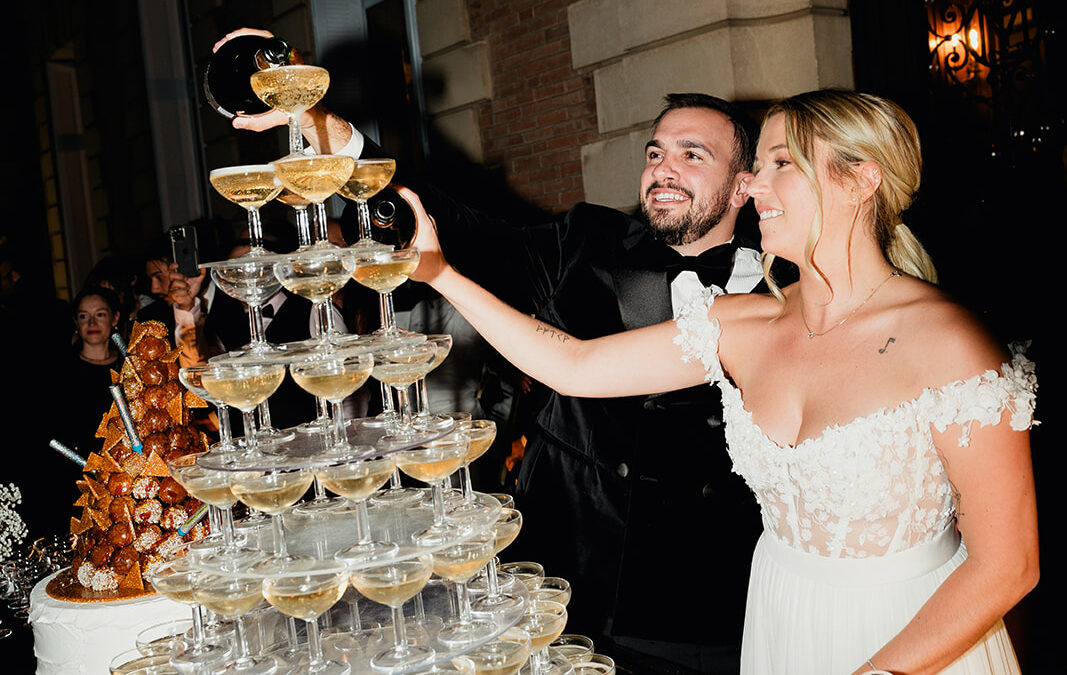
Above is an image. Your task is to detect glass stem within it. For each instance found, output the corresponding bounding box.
[431,481,447,527]
[414,378,428,415]
[331,401,346,448]
[355,500,372,544]
[248,305,267,346]
[258,401,274,432]
[357,200,373,241]
[395,385,412,428]
[247,208,265,251]
[389,467,403,489]
[190,605,206,647]
[314,202,330,242]
[295,207,312,247]
[233,616,251,664]
[272,513,287,556]
[380,383,395,414]
[289,113,304,156]
[306,618,324,666]
[216,403,233,446]
[241,410,258,454]
[486,557,502,597]
[391,604,409,653]
[221,507,236,547]
[378,292,396,332]
[455,581,472,626]
[462,464,474,502]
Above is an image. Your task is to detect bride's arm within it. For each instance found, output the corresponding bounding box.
[397,187,710,398]
[854,324,1039,675]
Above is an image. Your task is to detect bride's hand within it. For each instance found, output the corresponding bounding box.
[393,186,450,285]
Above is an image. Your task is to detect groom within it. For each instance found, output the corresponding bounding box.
[231,84,766,672]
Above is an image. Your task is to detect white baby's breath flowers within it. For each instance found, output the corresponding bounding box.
[0,483,28,560]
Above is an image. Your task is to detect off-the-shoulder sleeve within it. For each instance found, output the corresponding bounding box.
[925,342,1038,447]
[673,288,725,384]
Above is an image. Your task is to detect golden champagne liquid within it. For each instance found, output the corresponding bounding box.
[351,259,418,293]
[249,65,329,113]
[193,588,263,618]
[201,369,285,412]
[433,555,492,582]
[231,474,313,514]
[372,361,433,388]
[339,161,395,201]
[468,641,530,675]
[493,522,521,555]
[279,275,349,303]
[398,455,465,483]
[466,428,497,464]
[272,155,354,203]
[264,580,347,620]
[517,610,567,651]
[277,189,311,209]
[111,654,172,674]
[528,587,571,606]
[319,465,394,500]
[209,169,281,210]
[182,477,237,508]
[292,365,372,401]
[152,576,195,605]
[352,573,430,608]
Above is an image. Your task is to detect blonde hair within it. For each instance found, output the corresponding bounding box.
[760,89,937,299]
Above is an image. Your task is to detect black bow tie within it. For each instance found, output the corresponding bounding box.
[260,304,275,318]
[664,243,737,288]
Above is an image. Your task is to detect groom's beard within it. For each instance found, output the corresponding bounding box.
[641,179,731,246]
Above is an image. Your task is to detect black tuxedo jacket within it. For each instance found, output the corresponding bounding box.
[414,188,765,650]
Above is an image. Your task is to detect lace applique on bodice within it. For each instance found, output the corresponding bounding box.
[674,292,1037,559]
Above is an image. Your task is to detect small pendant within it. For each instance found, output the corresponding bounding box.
[807,331,816,339]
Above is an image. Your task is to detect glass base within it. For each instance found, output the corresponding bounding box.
[170,639,232,673]
[369,644,435,671]
[217,655,278,674]
[370,487,423,506]
[292,497,345,516]
[334,540,399,565]
[411,520,470,547]
[469,591,525,615]
[436,618,496,646]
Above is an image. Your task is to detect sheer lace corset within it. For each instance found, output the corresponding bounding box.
[675,292,1037,559]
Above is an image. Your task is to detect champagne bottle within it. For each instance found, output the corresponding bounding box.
[203,35,304,119]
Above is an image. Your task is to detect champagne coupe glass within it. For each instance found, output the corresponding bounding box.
[209,165,283,257]
[108,648,175,674]
[207,257,284,355]
[571,654,614,675]
[339,159,396,250]
[462,626,532,675]
[322,454,399,563]
[273,249,356,351]
[396,431,471,546]
[412,334,453,430]
[179,365,239,454]
[371,341,438,445]
[262,559,350,675]
[230,466,315,572]
[147,557,232,673]
[495,561,544,596]
[290,351,373,452]
[271,154,355,249]
[525,577,571,606]
[470,507,524,613]
[201,362,287,456]
[452,419,497,515]
[351,247,420,339]
[349,554,435,671]
[136,618,193,656]
[433,531,497,645]
[515,600,569,675]
[167,453,261,566]
[193,572,276,674]
[249,64,330,157]
[550,635,594,666]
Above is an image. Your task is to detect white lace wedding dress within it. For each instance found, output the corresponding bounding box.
[675,293,1037,674]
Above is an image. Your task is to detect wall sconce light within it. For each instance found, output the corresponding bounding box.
[927,0,989,84]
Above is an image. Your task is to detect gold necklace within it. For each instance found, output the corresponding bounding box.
[800,270,901,339]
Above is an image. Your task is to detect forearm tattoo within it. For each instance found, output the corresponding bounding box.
[535,324,571,343]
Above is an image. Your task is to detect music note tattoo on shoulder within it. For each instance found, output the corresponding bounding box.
[878,337,896,354]
[535,324,571,344]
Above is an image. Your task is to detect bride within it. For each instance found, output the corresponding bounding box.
[399,89,1038,674]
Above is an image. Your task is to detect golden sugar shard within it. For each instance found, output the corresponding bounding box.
[73,492,89,508]
[75,479,91,495]
[95,403,118,439]
[162,347,182,363]
[83,476,108,500]
[70,515,92,535]
[184,390,208,409]
[118,561,144,590]
[104,425,125,453]
[83,452,120,475]
[99,451,124,473]
[143,450,171,478]
[143,320,168,339]
[166,395,184,424]
[110,368,120,384]
[88,507,111,530]
[128,322,149,350]
[121,357,142,385]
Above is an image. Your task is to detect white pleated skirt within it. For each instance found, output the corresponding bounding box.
[740,528,1020,674]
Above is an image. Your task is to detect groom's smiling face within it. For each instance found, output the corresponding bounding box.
[639,107,740,246]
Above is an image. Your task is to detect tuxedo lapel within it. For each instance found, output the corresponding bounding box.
[613,231,675,331]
